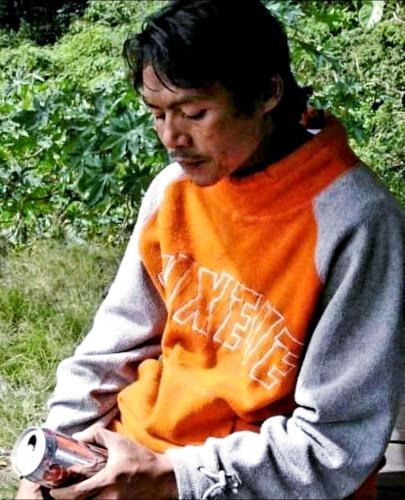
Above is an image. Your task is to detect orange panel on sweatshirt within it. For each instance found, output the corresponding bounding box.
[116,201,322,450]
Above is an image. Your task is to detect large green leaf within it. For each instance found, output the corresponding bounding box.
[359,1,385,29]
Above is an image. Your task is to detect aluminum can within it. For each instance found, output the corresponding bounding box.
[11,427,108,488]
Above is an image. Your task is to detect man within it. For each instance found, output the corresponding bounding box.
[17,1,404,498]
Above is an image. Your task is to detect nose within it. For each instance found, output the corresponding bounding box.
[159,115,191,150]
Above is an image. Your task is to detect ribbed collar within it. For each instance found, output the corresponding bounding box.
[194,117,358,220]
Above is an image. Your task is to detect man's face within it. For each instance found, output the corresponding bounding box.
[142,66,274,186]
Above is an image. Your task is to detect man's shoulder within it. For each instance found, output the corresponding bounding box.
[313,164,403,282]
[314,163,402,230]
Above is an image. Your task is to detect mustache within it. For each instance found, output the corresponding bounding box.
[169,151,205,163]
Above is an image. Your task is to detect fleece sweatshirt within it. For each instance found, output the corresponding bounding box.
[46,118,404,499]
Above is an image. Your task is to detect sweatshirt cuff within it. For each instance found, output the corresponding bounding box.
[166,446,212,500]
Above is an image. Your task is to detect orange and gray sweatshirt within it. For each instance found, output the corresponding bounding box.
[46,118,404,499]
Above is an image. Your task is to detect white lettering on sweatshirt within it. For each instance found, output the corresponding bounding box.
[160,253,304,390]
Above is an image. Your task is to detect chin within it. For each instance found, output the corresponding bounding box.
[187,174,220,187]
[181,161,224,187]
[182,168,219,187]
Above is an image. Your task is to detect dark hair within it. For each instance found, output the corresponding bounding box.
[123,0,311,126]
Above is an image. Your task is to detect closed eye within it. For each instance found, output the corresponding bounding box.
[184,110,206,120]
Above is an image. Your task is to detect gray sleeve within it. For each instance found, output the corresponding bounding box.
[166,170,404,499]
[45,165,184,434]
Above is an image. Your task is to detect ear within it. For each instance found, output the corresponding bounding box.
[262,74,284,114]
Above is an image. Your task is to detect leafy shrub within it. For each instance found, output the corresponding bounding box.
[267,0,404,201]
[0,0,403,247]
[83,0,167,28]
[0,1,167,245]
[0,0,89,45]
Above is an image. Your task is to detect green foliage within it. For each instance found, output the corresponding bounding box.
[0,240,122,495]
[266,0,404,201]
[0,1,167,245]
[0,0,88,45]
[83,0,166,27]
[358,0,385,29]
[0,0,403,246]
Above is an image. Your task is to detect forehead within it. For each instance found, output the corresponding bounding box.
[141,65,231,108]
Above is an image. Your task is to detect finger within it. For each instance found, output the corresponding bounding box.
[88,427,115,448]
[93,485,120,500]
[72,422,106,442]
[50,469,108,500]
[69,459,107,478]
[81,427,123,463]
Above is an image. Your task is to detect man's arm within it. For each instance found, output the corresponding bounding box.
[44,231,166,434]
[15,165,184,498]
[15,200,167,498]
[44,168,176,435]
[166,177,404,499]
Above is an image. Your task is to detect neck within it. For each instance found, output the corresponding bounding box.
[232,122,313,178]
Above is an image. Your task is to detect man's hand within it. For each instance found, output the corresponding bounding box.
[15,478,47,499]
[50,427,178,500]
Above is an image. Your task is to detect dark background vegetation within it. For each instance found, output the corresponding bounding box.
[0,0,88,44]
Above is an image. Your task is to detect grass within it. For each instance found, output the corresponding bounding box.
[0,239,122,497]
